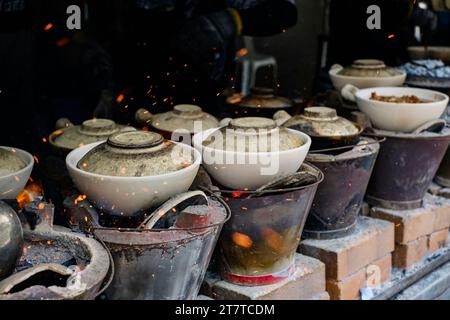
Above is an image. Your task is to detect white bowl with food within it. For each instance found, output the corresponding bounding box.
[0,147,34,200]
[341,85,449,132]
[329,59,407,91]
[66,131,201,216]
[192,117,311,190]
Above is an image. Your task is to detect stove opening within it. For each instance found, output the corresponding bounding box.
[8,270,70,294]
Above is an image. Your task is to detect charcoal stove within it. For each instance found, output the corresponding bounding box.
[303,137,380,239]
[366,126,450,210]
[0,200,111,300]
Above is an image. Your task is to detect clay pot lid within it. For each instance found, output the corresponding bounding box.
[172,104,203,118]
[0,148,27,177]
[302,107,339,121]
[151,105,219,134]
[284,107,361,137]
[78,131,194,177]
[202,117,304,152]
[107,131,164,149]
[232,87,294,109]
[79,119,118,136]
[229,117,278,130]
[338,59,402,77]
[51,118,135,151]
[352,59,386,69]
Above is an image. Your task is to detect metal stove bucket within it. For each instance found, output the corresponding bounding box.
[303,138,380,239]
[217,163,323,286]
[366,126,450,210]
[93,194,229,300]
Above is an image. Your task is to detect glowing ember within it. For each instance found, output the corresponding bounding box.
[16,181,44,209]
[232,232,253,249]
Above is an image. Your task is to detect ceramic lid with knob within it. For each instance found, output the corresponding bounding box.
[50,118,136,151]
[77,131,194,177]
[202,117,304,152]
[337,59,404,78]
[0,148,27,177]
[137,104,219,134]
[283,107,361,137]
[228,87,294,109]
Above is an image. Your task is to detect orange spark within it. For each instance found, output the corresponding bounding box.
[44,23,53,31]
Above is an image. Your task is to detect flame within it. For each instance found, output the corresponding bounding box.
[74,194,87,205]
[388,34,395,39]
[232,232,253,249]
[16,181,44,209]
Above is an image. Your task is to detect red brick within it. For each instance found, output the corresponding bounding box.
[366,254,392,288]
[371,206,434,245]
[300,217,394,280]
[327,269,366,300]
[431,195,450,231]
[393,236,428,269]
[428,229,449,254]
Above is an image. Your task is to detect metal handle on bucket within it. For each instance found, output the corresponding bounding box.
[308,136,386,154]
[139,191,209,230]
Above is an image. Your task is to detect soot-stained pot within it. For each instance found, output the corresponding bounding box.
[135,104,219,139]
[0,201,24,280]
[224,87,296,118]
[67,130,201,216]
[49,118,136,154]
[276,107,362,151]
[193,117,312,190]
[329,59,406,91]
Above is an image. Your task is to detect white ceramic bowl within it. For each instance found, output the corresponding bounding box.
[329,64,406,91]
[342,85,449,133]
[0,147,34,200]
[192,128,311,190]
[66,141,201,216]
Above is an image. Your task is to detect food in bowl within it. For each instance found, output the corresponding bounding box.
[370,92,424,104]
[341,85,449,132]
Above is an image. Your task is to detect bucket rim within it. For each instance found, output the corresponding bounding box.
[214,162,324,196]
[91,193,231,235]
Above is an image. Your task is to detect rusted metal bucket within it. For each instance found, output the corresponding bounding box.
[217,163,323,286]
[366,126,450,210]
[303,138,380,239]
[93,195,229,300]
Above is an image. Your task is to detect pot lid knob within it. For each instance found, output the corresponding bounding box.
[107,131,164,149]
[173,104,203,117]
[80,119,117,135]
[229,117,277,130]
[352,59,386,69]
[303,107,339,121]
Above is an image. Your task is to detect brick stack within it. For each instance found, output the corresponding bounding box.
[371,193,450,270]
[299,217,395,300]
[200,254,330,300]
